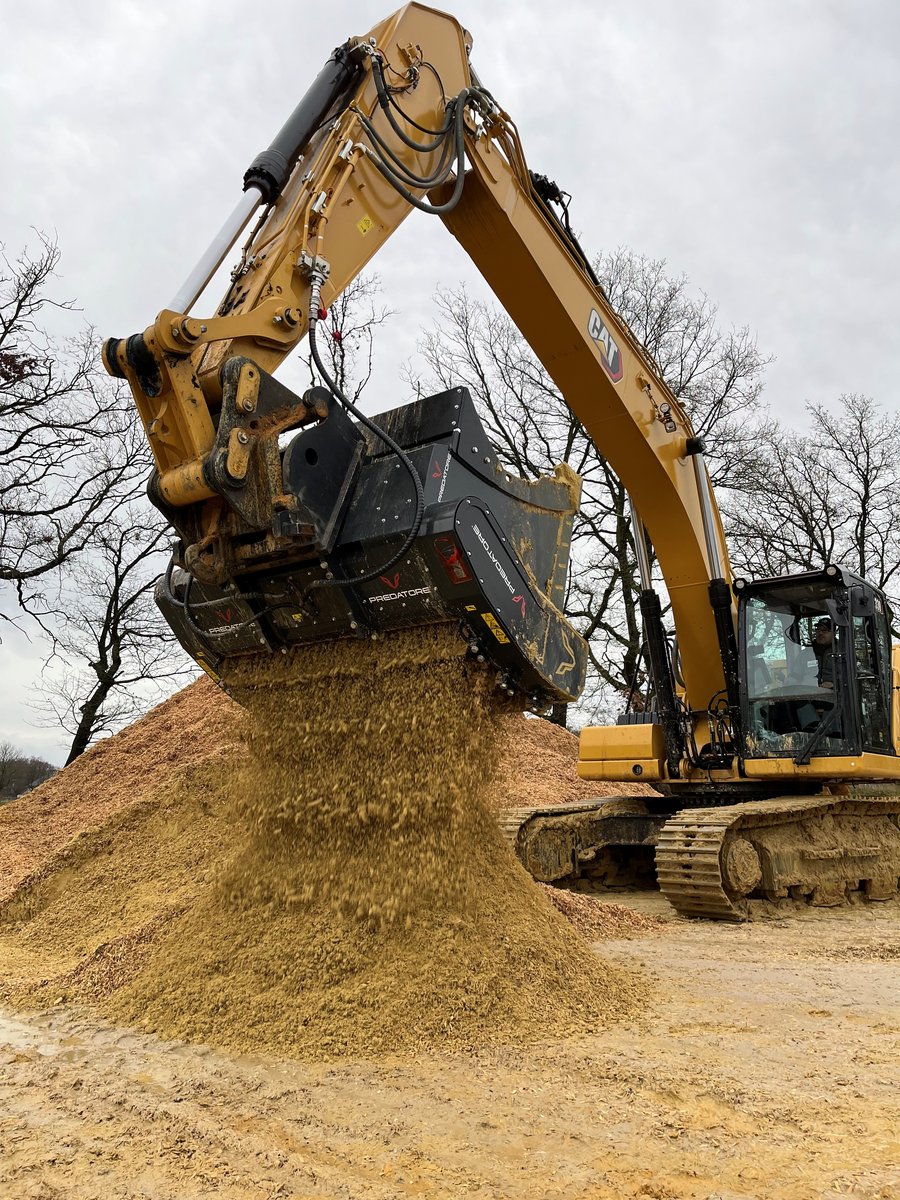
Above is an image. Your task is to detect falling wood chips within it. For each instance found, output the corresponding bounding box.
[1,629,652,1059]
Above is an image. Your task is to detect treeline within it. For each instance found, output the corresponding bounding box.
[0,744,56,802]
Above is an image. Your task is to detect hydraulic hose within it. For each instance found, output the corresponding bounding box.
[371,56,454,150]
[354,103,460,188]
[303,291,425,601]
[364,92,469,216]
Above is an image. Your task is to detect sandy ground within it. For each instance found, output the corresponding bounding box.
[1,898,898,1200]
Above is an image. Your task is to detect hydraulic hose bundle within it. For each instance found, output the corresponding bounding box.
[300,52,488,601]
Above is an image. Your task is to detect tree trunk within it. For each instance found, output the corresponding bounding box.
[64,675,114,765]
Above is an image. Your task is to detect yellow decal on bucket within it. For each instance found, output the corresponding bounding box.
[481,612,509,644]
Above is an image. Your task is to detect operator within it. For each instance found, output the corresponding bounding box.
[813,618,835,690]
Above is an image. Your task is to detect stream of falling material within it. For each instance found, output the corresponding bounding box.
[105,627,641,1059]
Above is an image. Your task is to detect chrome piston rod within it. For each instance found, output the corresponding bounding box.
[167,186,264,315]
[627,493,653,590]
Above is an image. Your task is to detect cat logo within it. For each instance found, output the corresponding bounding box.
[587,309,623,382]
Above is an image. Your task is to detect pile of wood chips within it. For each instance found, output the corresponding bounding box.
[1,647,656,1059]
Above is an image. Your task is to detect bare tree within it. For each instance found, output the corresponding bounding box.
[0,234,196,761]
[0,740,17,797]
[305,274,394,399]
[409,249,770,722]
[724,394,900,629]
[0,234,141,616]
[32,442,192,764]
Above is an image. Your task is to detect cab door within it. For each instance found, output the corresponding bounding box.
[850,589,893,754]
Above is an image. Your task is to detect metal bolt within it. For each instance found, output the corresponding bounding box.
[237,431,250,445]
[200,325,208,334]
[240,398,254,412]
[320,560,328,569]
[471,446,478,453]
[483,456,490,464]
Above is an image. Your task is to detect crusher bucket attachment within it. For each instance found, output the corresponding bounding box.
[155,360,587,706]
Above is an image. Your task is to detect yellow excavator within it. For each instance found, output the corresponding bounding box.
[104,4,900,919]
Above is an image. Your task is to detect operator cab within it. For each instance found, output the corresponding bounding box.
[736,567,894,764]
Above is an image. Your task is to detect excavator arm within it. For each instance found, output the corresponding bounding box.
[103,6,478,534]
[105,3,730,728]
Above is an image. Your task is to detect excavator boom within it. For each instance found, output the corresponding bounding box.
[104,2,726,716]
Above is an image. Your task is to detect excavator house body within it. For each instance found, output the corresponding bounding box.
[156,373,587,706]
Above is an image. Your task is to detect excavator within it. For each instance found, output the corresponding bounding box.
[104,3,900,919]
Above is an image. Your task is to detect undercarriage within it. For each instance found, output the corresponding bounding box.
[500,791,900,920]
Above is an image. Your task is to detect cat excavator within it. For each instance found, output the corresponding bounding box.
[104,3,900,919]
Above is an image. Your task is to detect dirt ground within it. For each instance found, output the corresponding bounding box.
[2,897,898,1200]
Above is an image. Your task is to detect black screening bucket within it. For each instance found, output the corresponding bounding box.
[157,378,587,706]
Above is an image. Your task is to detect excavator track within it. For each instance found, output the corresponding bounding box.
[498,800,612,848]
[499,798,667,885]
[656,794,900,920]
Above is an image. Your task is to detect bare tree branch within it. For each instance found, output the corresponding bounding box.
[722,394,900,633]
[0,234,144,614]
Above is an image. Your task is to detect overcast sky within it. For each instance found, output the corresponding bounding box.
[2,0,899,762]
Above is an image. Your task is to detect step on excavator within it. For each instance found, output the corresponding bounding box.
[104,4,900,919]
